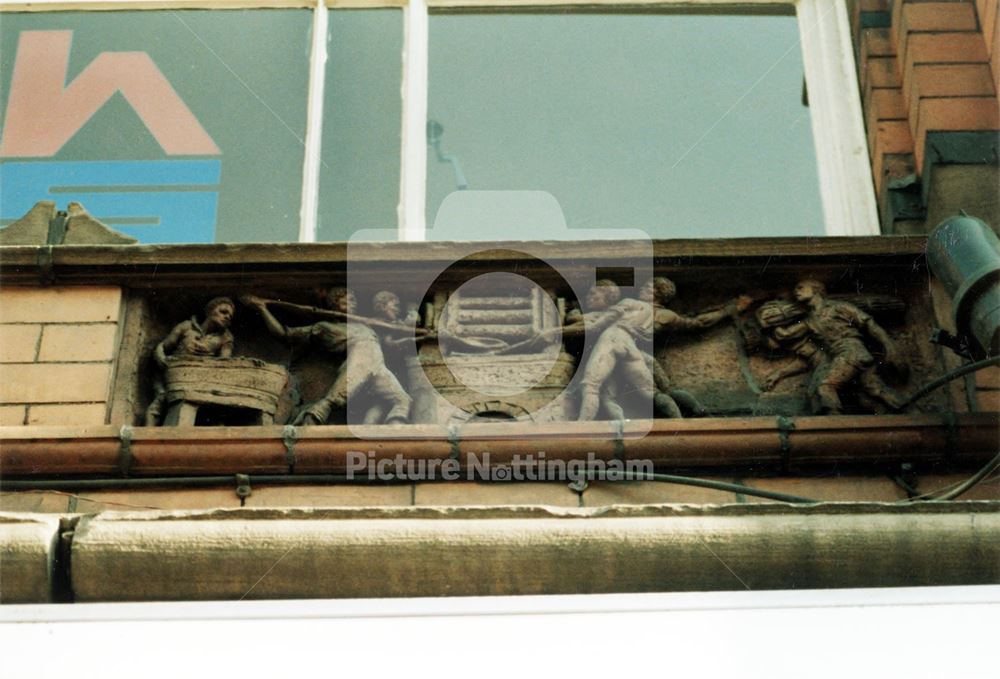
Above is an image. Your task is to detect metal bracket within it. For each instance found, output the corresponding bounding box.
[36,246,56,286]
[568,478,589,494]
[235,474,252,502]
[118,425,134,477]
[282,425,297,471]
[612,419,626,463]
[776,416,796,471]
[930,328,974,361]
[447,425,461,461]
[46,211,68,245]
[891,463,920,499]
[941,411,958,460]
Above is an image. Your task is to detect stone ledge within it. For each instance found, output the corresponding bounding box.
[0,514,61,603]
[62,503,1000,601]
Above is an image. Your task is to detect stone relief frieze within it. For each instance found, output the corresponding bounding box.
[138,266,935,427]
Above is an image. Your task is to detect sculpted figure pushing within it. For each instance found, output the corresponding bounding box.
[243,288,412,425]
[792,278,905,414]
[553,278,746,420]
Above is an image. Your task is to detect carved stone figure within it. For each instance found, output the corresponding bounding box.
[372,290,427,349]
[754,299,829,410]
[243,289,412,425]
[145,297,235,425]
[556,278,746,420]
[644,277,751,418]
[792,278,906,414]
[144,298,288,427]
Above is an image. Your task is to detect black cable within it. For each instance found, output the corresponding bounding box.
[581,471,817,504]
[0,470,818,504]
[897,356,1000,410]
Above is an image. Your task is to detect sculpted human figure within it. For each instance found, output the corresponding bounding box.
[641,277,751,418]
[243,288,411,425]
[145,297,235,426]
[371,290,427,348]
[752,299,829,412]
[551,278,745,420]
[792,278,905,414]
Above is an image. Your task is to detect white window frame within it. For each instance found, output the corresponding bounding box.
[0,0,880,240]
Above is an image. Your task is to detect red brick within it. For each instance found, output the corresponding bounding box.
[915,96,1000,169]
[976,389,1000,411]
[864,57,902,96]
[874,152,917,197]
[743,476,908,503]
[861,0,890,12]
[993,19,1000,93]
[893,2,978,60]
[903,33,990,93]
[244,485,413,508]
[862,28,896,73]
[911,63,996,104]
[908,64,997,134]
[867,89,909,150]
[917,474,1000,500]
[975,366,1000,389]
[581,480,738,506]
[901,2,978,32]
[413,482,578,507]
[872,120,915,180]
[72,489,241,513]
[979,0,998,56]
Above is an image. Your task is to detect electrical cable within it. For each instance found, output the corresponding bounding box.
[896,356,1000,410]
[0,470,818,504]
[926,453,1000,502]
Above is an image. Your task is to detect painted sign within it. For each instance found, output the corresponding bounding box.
[0,11,311,243]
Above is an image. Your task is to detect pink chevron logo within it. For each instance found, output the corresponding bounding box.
[1,30,220,157]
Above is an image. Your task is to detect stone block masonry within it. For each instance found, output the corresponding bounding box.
[0,286,122,426]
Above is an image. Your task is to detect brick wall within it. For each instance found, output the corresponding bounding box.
[853,0,999,232]
[2,474,996,513]
[0,286,123,426]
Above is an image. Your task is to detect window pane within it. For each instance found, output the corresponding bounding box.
[318,9,403,241]
[427,13,824,239]
[0,10,311,243]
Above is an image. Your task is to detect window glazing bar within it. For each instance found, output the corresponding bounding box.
[298,0,329,242]
[797,0,880,235]
[399,0,429,241]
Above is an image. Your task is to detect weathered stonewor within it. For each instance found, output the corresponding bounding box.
[406,272,577,424]
[162,357,288,426]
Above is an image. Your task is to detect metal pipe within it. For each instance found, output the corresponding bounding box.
[2,414,996,477]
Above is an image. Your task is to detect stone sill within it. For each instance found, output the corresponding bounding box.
[1,412,995,477]
[3,502,998,603]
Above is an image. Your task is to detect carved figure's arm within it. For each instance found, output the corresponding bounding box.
[565,307,625,338]
[218,330,234,358]
[658,304,729,333]
[154,321,190,367]
[761,357,809,391]
[862,313,898,360]
[242,296,291,340]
